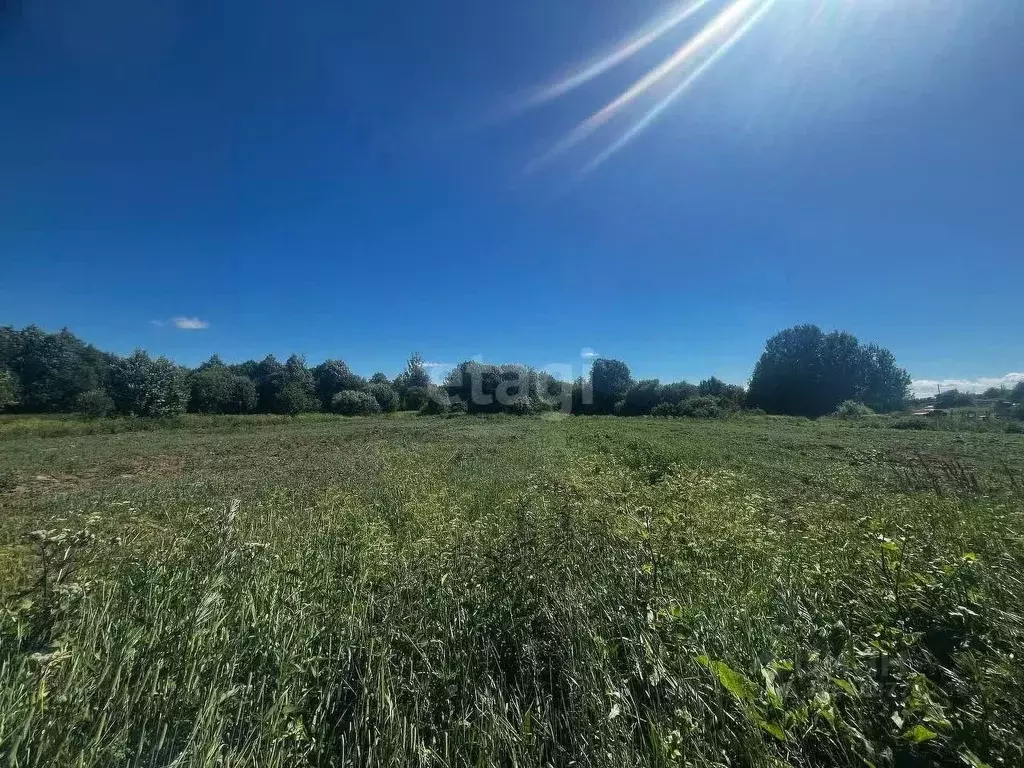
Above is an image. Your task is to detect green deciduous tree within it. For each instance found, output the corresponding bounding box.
[367,382,399,413]
[108,350,188,417]
[747,325,910,417]
[620,379,662,416]
[189,366,257,414]
[313,359,365,410]
[590,359,632,414]
[0,325,112,413]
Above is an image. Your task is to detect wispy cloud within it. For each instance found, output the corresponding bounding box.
[172,317,210,330]
[911,373,1024,398]
[580,348,599,359]
[151,316,211,330]
[422,361,446,368]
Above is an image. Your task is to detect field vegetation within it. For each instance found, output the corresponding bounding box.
[2,414,1022,767]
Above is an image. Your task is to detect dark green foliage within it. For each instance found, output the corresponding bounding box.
[255,355,318,415]
[108,350,188,417]
[0,325,112,413]
[651,402,676,417]
[402,386,429,411]
[619,379,663,416]
[188,366,257,414]
[700,377,745,409]
[659,381,699,404]
[331,389,382,416]
[443,361,536,414]
[890,416,935,430]
[75,388,115,418]
[0,324,928,425]
[394,355,433,411]
[833,400,875,418]
[1012,381,1024,403]
[677,396,725,418]
[981,386,1011,399]
[276,382,313,416]
[252,355,286,413]
[590,358,633,414]
[571,376,594,415]
[747,325,911,417]
[650,396,728,418]
[367,382,399,413]
[312,359,365,410]
[418,387,452,415]
[0,368,18,412]
[935,389,975,408]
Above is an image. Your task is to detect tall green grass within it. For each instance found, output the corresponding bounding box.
[4,447,1023,766]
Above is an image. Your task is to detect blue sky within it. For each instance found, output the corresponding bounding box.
[2,0,1021,394]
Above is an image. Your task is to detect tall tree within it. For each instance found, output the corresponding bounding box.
[747,325,909,417]
[252,355,286,413]
[1,325,112,412]
[590,359,632,414]
[108,350,188,417]
[312,359,364,410]
[188,366,257,414]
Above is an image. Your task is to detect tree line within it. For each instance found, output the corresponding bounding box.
[0,323,922,419]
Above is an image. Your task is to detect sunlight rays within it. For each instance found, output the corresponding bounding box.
[521,0,781,175]
[582,0,779,174]
[524,0,718,107]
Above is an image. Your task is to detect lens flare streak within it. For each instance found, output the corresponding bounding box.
[526,0,718,107]
[582,0,779,173]
[526,0,760,172]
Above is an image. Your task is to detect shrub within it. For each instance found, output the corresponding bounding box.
[277,382,318,416]
[507,398,533,416]
[890,416,935,431]
[934,389,975,408]
[651,402,677,418]
[189,368,257,414]
[75,388,115,418]
[419,388,451,415]
[834,400,875,418]
[331,390,381,416]
[367,383,399,413]
[677,396,724,419]
[403,386,429,411]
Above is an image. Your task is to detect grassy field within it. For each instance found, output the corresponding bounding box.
[1,414,1022,767]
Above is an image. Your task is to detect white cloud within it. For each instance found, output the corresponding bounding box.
[911,373,1024,398]
[580,347,598,359]
[422,361,446,368]
[171,317,210,330]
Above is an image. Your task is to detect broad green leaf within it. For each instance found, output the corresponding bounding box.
[755,717,786,741]
[832,677,859,697]
[902,724,938,744]
[697,656,755,703]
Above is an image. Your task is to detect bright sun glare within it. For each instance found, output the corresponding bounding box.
[518,0,921,176]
